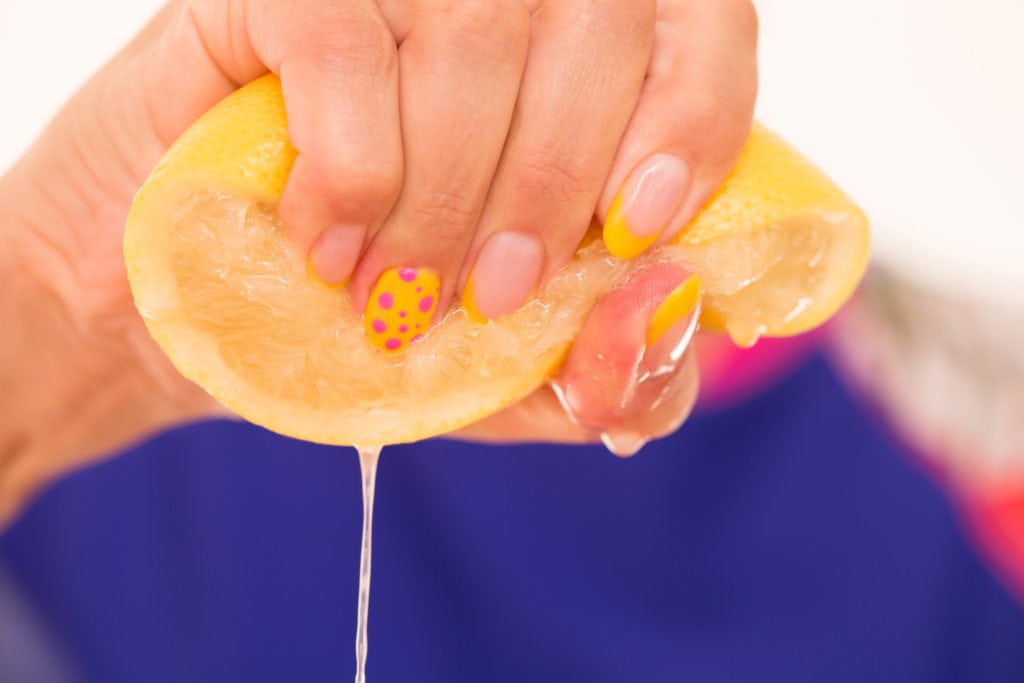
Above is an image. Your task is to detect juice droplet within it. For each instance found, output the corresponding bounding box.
[354,446,382,683]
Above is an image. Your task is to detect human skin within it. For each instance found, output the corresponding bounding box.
[0,0,756,524]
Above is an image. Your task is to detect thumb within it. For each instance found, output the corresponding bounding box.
[552,261,702,451]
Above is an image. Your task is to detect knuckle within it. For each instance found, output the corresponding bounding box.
[513,146,593,207]
[679,90,745,145]
[310,17,397,80]
[671,90,752,161]
[683,94,730,138]
[306,157,402,213]
[411,190,479,241]
[344,163,404,206]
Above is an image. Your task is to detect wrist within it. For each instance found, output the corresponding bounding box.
[0,2,237,524]
[0,211,216,527]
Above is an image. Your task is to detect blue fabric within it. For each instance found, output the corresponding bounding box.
[2,353,1023,682]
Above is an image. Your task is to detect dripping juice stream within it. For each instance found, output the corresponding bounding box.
[354,446,381,683]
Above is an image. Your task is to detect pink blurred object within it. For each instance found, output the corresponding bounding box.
[965,487,1024,604]
[691,269,1024,600]
[833,269,1024,600]
[695,328,826,411]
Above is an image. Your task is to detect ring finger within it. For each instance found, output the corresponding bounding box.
[460,0,656,322]
[348,0,531,352]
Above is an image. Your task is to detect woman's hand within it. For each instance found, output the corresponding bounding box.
[164,0,754,350]
[0,0,756,522]
[264,0,663,349]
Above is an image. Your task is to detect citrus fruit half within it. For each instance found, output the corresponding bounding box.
[125,75,869,446]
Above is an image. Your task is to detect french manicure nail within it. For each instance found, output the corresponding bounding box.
[638,275,702,384]
[460,274,486,324]
[310,224,366,286]
[603,154,692,259]
[462,231,544,322]
[365,267,440,353]
[647,275,701,347]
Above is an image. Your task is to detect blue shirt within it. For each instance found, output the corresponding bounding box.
[2,353,1023,682]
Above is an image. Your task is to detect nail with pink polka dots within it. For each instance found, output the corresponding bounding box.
[364,267,440,353]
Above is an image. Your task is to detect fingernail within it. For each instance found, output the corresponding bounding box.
[647,275,701,347]
[603,154,691,259]
[462,231,544,322]
[310,225,366,286]
[599,430,649,457]
[461,275,486,324]
[365,267,440,353]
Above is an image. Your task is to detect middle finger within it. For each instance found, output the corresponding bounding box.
[461,0,656,321]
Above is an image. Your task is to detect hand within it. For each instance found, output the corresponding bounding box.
[455,0,759,452]
[268,0,662,348]
[163,0,754,354]
[0,0,756,522]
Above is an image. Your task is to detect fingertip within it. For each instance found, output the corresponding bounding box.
[280,150,402,289]
[602,0,758,253]
[363,266,441,354]
[283,150,402,228]
[463,231,545,321]
[555,263,694,430]
[273,29,403,273]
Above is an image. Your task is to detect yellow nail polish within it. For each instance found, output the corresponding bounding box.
[647,275,701,346]
[603,193,661,259]
[461,274,487,324]
[308,260,345,288]
[365,267,440,353]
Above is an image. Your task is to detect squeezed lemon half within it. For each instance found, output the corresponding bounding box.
[125,75,869,445]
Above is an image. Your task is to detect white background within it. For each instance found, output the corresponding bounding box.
[2,0,1021,308]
